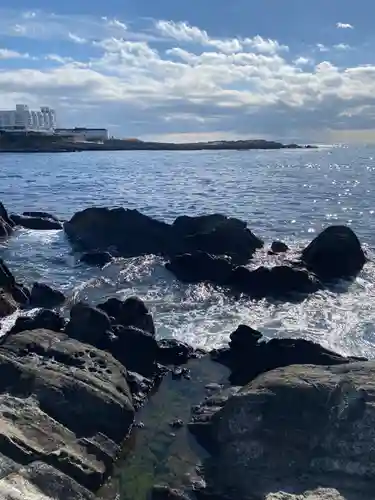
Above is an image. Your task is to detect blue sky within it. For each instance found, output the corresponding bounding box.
[1,0,375,142]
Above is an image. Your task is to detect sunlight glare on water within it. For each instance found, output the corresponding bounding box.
[0,146,375,358]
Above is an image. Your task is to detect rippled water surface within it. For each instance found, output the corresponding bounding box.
[0,146,375,357]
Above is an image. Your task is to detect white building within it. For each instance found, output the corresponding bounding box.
[54,128,109,142]
[0,104,56,132]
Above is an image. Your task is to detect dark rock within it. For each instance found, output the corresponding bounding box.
[189,387,240,453]
[0,217,13,238]
[157,339,195,365]
[0,292,17,318]
[64,207,263,263]
[0,202,15,228]
[23,211,60,222]
[10,283,30,305]
[65,303,111,348]
[149,485,191,500]
[198,362,375,500]
[212,325,365,386]
[64,207,174,256]
[30,282,66,308]
[0,328,134,492]
[9,309,65,334]
[177,216,263,264]
[11,214,63,230]
[108,326,158,377]
[80,251,113,267]
[166,252,233,284]
[229,265,320,298]
[0,259,15,288]
[126,371,154,408]
[302,225,366,281]
[270,240,289,253]
[229,324,262,350]
[98,296,155,336]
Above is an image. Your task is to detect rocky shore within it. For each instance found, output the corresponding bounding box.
[0,201,372,500]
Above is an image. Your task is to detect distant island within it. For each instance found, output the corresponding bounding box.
[0,130,315,153]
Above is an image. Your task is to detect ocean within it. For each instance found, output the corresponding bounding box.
[0,146,374,358]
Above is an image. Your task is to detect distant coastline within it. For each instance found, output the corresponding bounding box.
[0,131,315,153]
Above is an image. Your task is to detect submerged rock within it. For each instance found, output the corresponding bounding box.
[80,251,113,267]
[11,214,63,230]
[211,324,363,385]
[302,225,366,281]
[197,362,375,500]
[149,485,191,500]
[30,282,66,308]
[0,328,134,492]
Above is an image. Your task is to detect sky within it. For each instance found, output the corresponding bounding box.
[1,0,375,143]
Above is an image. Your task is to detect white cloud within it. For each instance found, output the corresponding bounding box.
[337,22,354,29]
[155,20,288,54]
[68,32,87,44]
[0,48,30,59]
[294,56,312,66]
[334,43,351,50]
[1,9,375,141]
[107,19,127,31]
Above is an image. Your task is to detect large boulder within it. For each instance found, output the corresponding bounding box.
[64,207,174,256]
[302,225,366,281]
[211,325,361,385]
[197,362,375,500]
[0,259,15,288]
[0,329,134,492]
[30,282,66,308]
[11,214,63,230]
[0,203,14,238]
[108,326,158,376]
[65,303,112,348]
[229,265,320,298]
[165,252,233,285]
[98,296,155,336]
[64,207,263,263]
[179,216,263,264]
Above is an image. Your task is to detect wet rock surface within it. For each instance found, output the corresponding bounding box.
[11,213,63,230]
[30,282,66,308]
[64,208,263,264]
[194,362,375,500]
[80,251,113,267]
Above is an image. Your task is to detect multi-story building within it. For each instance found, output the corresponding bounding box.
[0,104,56,132]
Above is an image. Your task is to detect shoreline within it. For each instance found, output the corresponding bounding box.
[0,202,368,500]
[0,135,316,153]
